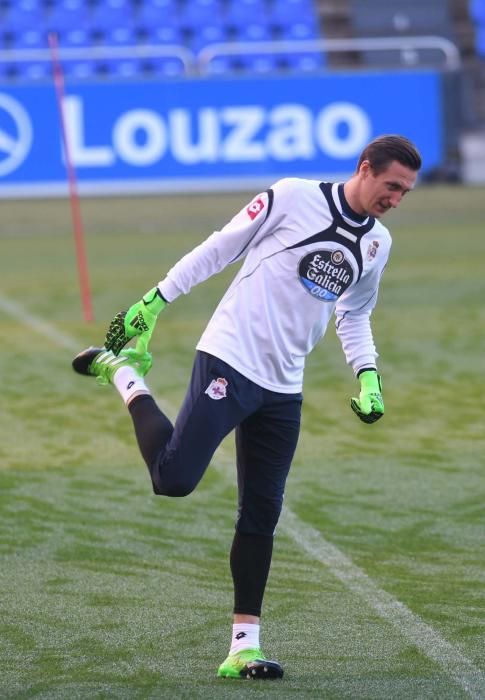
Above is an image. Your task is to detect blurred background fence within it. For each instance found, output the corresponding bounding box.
[0,0,484,196]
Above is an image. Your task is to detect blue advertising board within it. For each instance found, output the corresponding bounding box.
[0,71,443,196]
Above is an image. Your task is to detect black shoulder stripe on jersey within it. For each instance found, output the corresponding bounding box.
[228,188,275,264]
[264,187,274,221]
[282,182,378,282]
[319,182,376,234]
[337,183,367,223]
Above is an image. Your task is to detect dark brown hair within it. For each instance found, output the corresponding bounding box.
[357,135,422,174]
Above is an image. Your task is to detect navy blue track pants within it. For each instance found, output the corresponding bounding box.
[128,351,302,536]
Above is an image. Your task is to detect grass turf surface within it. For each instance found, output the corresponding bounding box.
[0,186,484,698]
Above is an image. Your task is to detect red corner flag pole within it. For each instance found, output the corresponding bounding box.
[48,32,94,322]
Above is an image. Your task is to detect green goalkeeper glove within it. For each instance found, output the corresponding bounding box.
[350,369,384,424]
[104,287,167,356]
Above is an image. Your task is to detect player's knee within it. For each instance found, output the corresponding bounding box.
[237,496,283,535]
[152,477,197,498]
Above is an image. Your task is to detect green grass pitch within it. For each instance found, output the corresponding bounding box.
[0,185,484,699]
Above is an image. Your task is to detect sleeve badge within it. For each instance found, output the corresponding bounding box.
[366,240,380,261]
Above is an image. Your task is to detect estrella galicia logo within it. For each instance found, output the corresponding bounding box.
[0,93,33,177]
[298,249,353,301]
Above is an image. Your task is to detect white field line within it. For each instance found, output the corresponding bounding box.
[280,508,485,699]
[0,295,79,351]
[4,292,484,698]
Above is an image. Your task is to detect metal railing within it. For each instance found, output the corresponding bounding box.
[0,35,462,79]
[198,36,462,72]
[0,43,196,74]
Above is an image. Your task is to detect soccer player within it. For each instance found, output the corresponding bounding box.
[73,134,421,680]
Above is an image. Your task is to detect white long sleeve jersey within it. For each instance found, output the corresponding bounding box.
[158,177,391,394]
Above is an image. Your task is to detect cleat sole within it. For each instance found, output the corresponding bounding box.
[240,660,284,680]
[72,347,104,376]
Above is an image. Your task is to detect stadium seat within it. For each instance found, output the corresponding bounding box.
[136,0,183,46]
[181,0,224,25]
[61,57,143,80]
[190,22,228,52]
[204,54,234,74]
[100,26,139,47]
[476,24,485,57]
[275,19,320,42]
[236,23,273,43]
[44,0,91,48]
[1,1,44,50]
[231,51,277,74]
[9,28,46,50]
[12,59,52,81]
[90,0,135,41]
[0,60,12,80]
[136,0,178,14]
[44,0,89,34]
[225,0,270,26]
[271,0,317,23]
[143,55,188,77]
[2,0,45,32]
[62,59,98,80]
[283,51,325,72]
[470,0,485,24]
[103,58,144,79]
[141,23,184,47]
[470,0,485,58]
[136,0,180,31]
[269,0,321,42]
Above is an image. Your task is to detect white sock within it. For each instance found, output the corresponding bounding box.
[229,623,260,654]
[112,366,149,405]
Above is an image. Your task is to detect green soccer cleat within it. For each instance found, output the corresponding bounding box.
[72,346,152,386]
[217,648,284,680]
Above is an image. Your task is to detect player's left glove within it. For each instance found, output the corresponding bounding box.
[350,369,384,424]
[104,287,167,356]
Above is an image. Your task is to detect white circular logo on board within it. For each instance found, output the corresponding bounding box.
[0,93,33,176]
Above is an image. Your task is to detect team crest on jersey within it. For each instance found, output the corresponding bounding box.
[298,249,353,302]
[366,240,379,261]
[246,197,265,220]
[205,377,228,400]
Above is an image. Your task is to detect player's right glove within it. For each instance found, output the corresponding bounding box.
[104,287,167,356]
[350,369,384,424]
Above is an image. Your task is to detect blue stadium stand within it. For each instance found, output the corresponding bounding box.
[137,22,184,48]
[2,0,44,33]
[477,27,485,57]
[44,0,90,48]
[0,0,44,50]
[140,55,188,78]
[208,0,325,73]
[224,0,266,25]
[470,0,485,23]
[189,23,229,54]
[182,0,224,25]
[470,0,485,58]
[90,0,135,42]
[0,0,326,80]
[236,23,273,43]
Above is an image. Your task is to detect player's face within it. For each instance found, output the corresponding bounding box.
[360,160,417,218]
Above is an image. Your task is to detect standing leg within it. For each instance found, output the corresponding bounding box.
[218,390,302,679]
